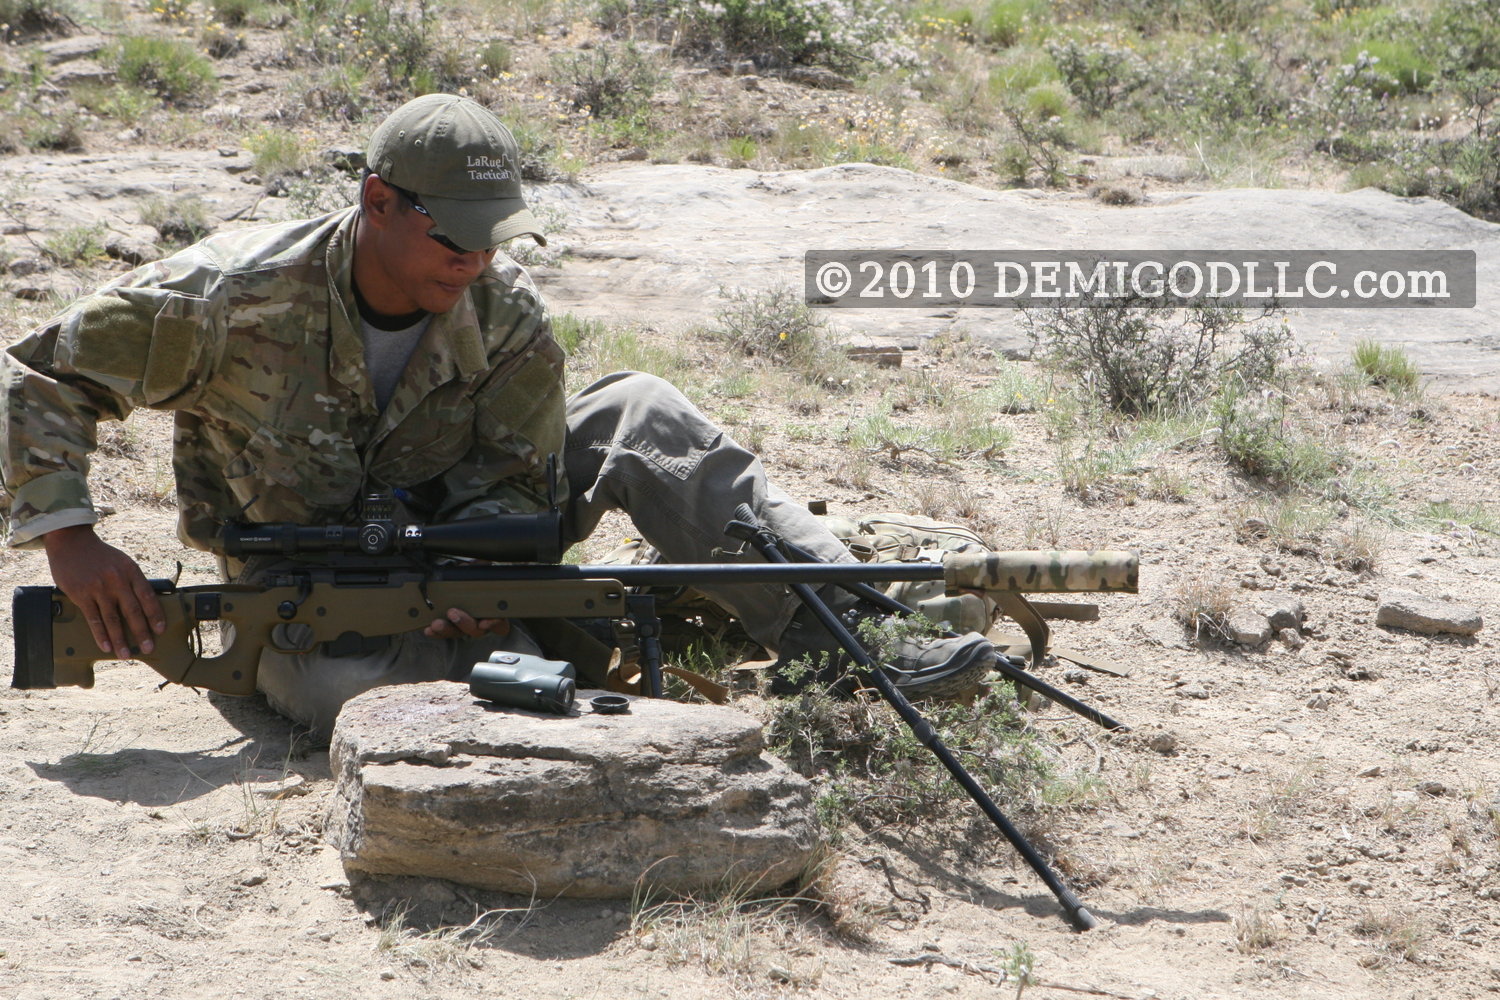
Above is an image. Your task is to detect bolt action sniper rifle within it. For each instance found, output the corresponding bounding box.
[11,500,1138,929]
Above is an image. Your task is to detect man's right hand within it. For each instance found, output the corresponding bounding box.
[43,525,166,657]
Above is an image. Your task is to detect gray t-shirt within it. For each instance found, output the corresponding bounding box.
[361,314,431,412]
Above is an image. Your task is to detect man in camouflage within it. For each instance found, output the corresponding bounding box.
[0,94,993,737]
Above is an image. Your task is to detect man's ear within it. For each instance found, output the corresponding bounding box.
[361,175,400,231]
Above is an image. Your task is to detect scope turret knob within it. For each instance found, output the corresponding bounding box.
[357,522,391,555]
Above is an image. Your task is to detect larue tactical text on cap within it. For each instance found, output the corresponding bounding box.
[365,93,546,251]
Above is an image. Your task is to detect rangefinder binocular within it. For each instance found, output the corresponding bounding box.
[468,651,576,714]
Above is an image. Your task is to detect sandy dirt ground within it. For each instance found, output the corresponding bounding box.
[0,10,1497,996]
[2,336,1497,1000]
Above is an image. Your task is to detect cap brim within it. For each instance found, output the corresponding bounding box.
[419,194,548,250]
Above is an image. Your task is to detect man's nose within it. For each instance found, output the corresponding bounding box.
[449,249,489,276]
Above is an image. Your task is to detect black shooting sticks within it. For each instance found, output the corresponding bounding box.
[724,504,1100,932]
[763,533,1129,734]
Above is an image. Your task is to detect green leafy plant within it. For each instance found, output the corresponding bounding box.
[1214,388,1348,494]
[999,941,1039,998]
[725,135,758,164]
[981,0,1045,48]
[42,223,107,265]
[244,127,314,184]
[108,36,218,105]
[1340,41,1434,97]
[138,194,213,249]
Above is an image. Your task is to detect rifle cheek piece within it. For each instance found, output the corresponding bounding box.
[944,550,1139,595]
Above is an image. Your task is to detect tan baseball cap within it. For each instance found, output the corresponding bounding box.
[366,93,546,250]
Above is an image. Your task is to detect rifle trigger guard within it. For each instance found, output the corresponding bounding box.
[418,579,434,611]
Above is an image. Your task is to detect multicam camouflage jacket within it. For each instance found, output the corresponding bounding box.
[0,207,565,572]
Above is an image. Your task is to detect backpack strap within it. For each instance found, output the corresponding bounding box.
[605,653,730,704]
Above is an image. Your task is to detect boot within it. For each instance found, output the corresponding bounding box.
[769,588,995,701]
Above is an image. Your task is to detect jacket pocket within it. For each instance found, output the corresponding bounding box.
[223,422,363,512]
[371,397,477,487]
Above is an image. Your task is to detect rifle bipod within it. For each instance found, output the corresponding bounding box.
[724,505,1100,932]
[760,534,1129,734]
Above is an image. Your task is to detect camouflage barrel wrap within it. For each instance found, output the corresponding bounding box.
[944,550,1138,594]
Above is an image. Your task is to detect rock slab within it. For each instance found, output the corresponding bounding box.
[327,683,819,899]
[1375,589,1482,637]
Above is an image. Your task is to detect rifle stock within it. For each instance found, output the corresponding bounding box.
[12,549,1137,696]
[12,578,628,696]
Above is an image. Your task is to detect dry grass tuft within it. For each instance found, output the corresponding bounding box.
[1170,570,1234,644]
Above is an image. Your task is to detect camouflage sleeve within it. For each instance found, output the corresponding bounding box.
[0,251,221,547]
[435,299,568,522]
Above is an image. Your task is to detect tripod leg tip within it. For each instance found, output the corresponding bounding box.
[1069,906,1101,931]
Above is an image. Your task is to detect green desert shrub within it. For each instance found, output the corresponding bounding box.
[1340,40,1434,96]
[1027,300,1294,417]
[108,36,218,105]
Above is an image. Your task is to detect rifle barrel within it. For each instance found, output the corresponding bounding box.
[435,563,947,586]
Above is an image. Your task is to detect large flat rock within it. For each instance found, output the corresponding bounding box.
[327,683,819,898]
[4,151,1496,390]
[535,163,1500,392]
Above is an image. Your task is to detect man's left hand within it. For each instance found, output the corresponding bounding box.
[425,608,511,640]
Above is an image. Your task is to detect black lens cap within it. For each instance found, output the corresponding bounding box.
[590,695,630,715]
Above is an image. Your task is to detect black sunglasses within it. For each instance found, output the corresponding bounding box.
[387,183,498,255]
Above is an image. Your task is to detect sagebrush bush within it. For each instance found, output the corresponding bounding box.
[552,41,660,118]
[1027,300,1294,417]
[284,0,463,95]
[20,107,82,151]
[1047,38,1146,115]
[1380,132,1500,222]
[712,284,828,361]
[43,224,107,265]
[1213,386,1350,494]
[602,0,918,73]
[1134,41,1288,129]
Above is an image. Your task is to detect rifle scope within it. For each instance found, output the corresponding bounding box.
[222,511,563,563]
